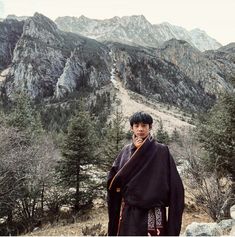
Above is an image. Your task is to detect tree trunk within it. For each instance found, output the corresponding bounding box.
[41,182,45,215]
[6,209,13,235]
[74,162,80,212]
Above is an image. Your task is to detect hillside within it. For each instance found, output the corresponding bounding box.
[0,13,234,115]
[110,67,192,133]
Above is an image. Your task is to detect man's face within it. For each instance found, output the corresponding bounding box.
[131,122,151,139]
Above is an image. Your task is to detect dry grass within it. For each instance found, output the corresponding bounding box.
[27,207,108,236]
[27,204,211,236]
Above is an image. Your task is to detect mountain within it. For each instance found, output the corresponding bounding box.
[0,13,111,99]
[6,14,29,21]
[55,15,222,51]
[156,39,234,94]
[0,12,234,114]
[105,41,231,112]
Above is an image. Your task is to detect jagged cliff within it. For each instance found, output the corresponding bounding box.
[1,13,111,99]
[156,39,234,94]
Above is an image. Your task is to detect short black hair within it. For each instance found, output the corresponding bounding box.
[129,111,153,127]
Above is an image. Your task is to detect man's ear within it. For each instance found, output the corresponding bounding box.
[130,126,133,132]
[149,124,152,130]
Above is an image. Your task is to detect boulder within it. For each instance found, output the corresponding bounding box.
[230,205,235,219]
[230,225,235,235]
[184,222,223,236]
[218,219,235,235]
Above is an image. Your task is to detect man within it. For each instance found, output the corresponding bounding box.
[107,111,184,236]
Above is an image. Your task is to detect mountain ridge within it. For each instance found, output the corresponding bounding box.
[0,12,234,115]
[55,14,222,51]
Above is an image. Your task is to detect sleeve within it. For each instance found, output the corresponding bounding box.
[166,147,185,236]
[107,153,123,236]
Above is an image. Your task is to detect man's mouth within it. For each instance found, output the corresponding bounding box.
[137,133,144,136]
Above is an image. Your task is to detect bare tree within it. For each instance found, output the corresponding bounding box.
[0,125,59,234]
[169,128,234,221]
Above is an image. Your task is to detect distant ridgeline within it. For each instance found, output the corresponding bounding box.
[0,12,234,112]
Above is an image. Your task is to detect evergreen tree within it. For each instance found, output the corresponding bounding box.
[155,120,170,144]
[101,109,126,170]
[171,128,182,146]
[58,104,97,211]
[196,92,235,178]
[6,92,43,137]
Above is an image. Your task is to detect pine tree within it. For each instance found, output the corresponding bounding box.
[197,92,235,178]
[156,120,170,144]
[7,92,43,137]
[171,128,182,146]
[101,109,126,170]
[58,105,97,211]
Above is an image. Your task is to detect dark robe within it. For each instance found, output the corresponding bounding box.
[107,136,184,236]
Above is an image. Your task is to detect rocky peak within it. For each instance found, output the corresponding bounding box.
[78,15,92,23]
[154,22,192,42]
[24,12,58,35]
[33,12,58,32]
[109,16,121,23]
[6,14,28,21]
[190,28,222,51]
[22,12,63,47]
[55,15,222,51]
[120,15,151,27]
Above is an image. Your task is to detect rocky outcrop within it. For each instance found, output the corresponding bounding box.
[184,222,223,236]
[204,43,235,88]
[107,42,216,112]
[2,13,111,99]
[6,14,29,21]
[184,205,235,236]
[55,40,111,98]
[156,39,235,95]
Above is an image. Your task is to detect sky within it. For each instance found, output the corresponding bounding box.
[0,0,234,45]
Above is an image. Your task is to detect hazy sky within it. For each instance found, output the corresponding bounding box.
[0,0,234,45]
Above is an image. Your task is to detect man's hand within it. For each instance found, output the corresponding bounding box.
[133,134,143,148]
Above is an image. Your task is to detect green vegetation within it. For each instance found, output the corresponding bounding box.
[196,92,235,178]
[0,89,234,233]
[155,119,170,144]
[57,103,98,211]
[100,108,126,170]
